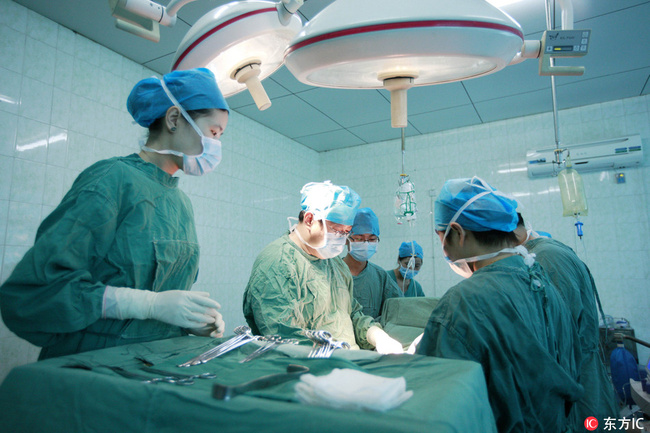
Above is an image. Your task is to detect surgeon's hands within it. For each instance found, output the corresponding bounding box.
[186,313,226,338]
[366,325,404,355]
[103,286,223,330]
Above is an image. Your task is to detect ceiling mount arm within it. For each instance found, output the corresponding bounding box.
[165,0,198,18]
[277,0,304,25]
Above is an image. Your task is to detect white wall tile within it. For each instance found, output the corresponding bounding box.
[5,201,41,246]
[15,116,48,163]
[25,8,58,47]
[0,199,8,244]
[74,33,100,67]
[54,50,73,92]
[9,158,45,204]
[0,66,22,115]
[0,25,25,75]
[0,0,27,33]
[18,76,52,123]
[66,130,96,171]
[56,25,75,56]
[23,37,56,85]
[50,87,71,129]
[0,110,18,157]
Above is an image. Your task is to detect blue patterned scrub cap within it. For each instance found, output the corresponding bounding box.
[434,176,518,232]
[350,208,380,237]
[127,68,229,127]
[399,241,423,259]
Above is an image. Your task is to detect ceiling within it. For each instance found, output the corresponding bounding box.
[13,0,650,152]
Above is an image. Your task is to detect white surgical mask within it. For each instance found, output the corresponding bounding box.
[141,78,222,176]
[288,217,347,259]
[348,242,378,262]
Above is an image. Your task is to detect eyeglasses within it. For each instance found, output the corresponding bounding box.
[349,237,380,243]
[325,224,351,238]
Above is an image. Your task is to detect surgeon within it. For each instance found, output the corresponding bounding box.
[417,177,583,433]
[0,68,227,359]
[243,181,403,354]
[388,241,425,297]
[515,214,618,431]
[343,208,402,320]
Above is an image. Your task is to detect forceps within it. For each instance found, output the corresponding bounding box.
[305,330,351,358]
[140,366,217,380]
[178,325,258,367]
[239,336,299,363]
[101,365,194,385]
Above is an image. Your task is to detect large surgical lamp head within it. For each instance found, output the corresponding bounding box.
[284,0,525,128]
[171,0,303,111]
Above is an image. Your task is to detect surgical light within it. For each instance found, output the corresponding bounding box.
[284,0,525,128]
[171,0,303,111]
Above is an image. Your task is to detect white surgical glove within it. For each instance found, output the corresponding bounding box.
[407,333,423,354]
[366,326,404,355]
[103,286,222,329]
[186,312,226,338]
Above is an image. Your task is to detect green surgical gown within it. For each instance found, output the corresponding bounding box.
[352,261,403,319]
[417,255,584,433]
[243,234,377,350]
[387,270,425,297]
[0,154,199,359]
[526,237,618,431]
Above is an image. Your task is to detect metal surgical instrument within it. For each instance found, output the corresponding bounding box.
[212,364,309,401]
[101,365,194,385]
[140,366,217,380]
[178,325,258,367]
[305,330,351,358]
[239,336,300,363]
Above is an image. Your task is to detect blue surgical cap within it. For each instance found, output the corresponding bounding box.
[399,241,423,259]
[350,208,380,237]
[434,177,518,232]
[300,181,361,226]
[127,68,229,127]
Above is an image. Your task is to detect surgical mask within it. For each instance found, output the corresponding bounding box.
[399,266,419,279]
[348,242,378,261]
[141,78,222,176]
[288,217,347,259]
[444,245,535,278]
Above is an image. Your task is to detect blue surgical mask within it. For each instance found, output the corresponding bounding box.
[348,242,378,262]
[399,266,419,279]
[141,78,222,176]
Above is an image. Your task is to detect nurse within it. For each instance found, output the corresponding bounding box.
[0,68,228,359]
[417,177,583,433]
[388,241,426,297]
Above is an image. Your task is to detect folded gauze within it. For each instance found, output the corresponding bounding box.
[294,368,413,412]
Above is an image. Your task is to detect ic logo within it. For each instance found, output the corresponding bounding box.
[584,417,598,431]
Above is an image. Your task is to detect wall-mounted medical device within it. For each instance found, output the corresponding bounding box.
[526,134,643,178]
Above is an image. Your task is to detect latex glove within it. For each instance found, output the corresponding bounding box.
[366,326,404,355]
[407,333,423,355]
[103,286,222,329]
[186,311,226,338]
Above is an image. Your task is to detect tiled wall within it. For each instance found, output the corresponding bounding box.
[0,0,317,381]
[1,0,649,384]
[320,95,650,366]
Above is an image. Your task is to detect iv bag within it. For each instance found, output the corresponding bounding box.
[558,167,588,217]
[394,175,417,224]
